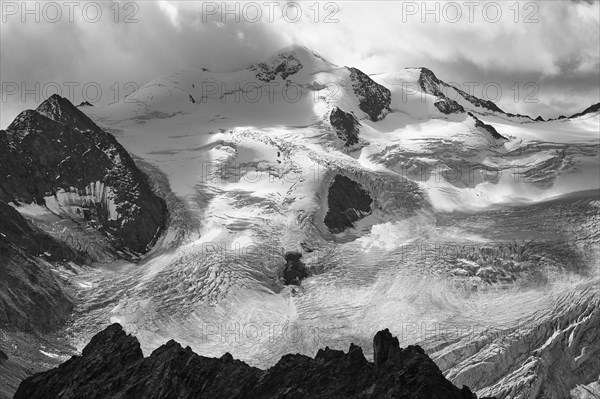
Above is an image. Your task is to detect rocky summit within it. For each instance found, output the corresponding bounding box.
[14,324,493,399]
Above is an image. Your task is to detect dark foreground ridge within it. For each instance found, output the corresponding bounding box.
[15,324,495,399]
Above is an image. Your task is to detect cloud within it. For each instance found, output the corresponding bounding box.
[1,0,598,126]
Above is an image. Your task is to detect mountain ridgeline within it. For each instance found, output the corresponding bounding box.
[14,324,495,399]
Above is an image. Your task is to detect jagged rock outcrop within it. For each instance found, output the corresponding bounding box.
[76,101,93,107]
[324,175,373,233]
[329,106,361,146]
[0,200,75,332]
[250,50,303,82]
[282,251,309,285]
[435,98,465,114]
[348,67,391,121]
[373,329,402,367]
[468,112,507,140]
[0,95,166,255]
[15,323,491,399]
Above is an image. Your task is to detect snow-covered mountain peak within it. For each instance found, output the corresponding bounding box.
[247,44,338,83]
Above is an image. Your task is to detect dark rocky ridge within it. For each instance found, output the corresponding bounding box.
[569,102,600,119]
[417,68,533,120]
[250,50,303,82]
[324,175,373,234]
[468,112,507,141]
[0,95,167,255]
[435,97,466,114]
[15,324,494,399]
[0,200,75,332]
[348,67,392,121]
[329,106,361,146]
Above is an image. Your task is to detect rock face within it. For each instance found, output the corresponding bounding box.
[417,68,533,120]
[418,68,504,115]
[329,106,361,146]
[14,323,491,399]
[348,67,391,121]
[468,112,507,141]
[324,175,373,234]
[0,200,75,332]
[434,98,465,114]
[373,329,401,366]
[250,50,303,82]
[0,94,166,255]
[282,251,308,285]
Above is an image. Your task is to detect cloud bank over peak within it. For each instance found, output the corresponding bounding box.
[1,0,598,127]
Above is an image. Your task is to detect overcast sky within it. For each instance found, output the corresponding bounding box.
[1,0,599,127]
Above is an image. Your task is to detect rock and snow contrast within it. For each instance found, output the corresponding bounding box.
[1,45,599,399]
[14,324,491,399]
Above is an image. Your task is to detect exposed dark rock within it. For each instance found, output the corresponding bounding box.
[324,175,373,234]
[347,67,391,121]
[535,115,545,122]
[468,112,507,140]
[373,328,401,367]
[189,94,196,103]
[435,98,465,114]
[15,323,492,399]
[569,102,600,119]
[418,68,505,115]
[330,107,361,146]
[0,350,7,361]
[558,115,567,119]
[76,101,93,107]
[0,95,167,256]
[0,201,75,332]
[417,68,533,120]
[282,251,308,285]
[250,51,303,82]
[36,94,99,131]
[417,67,446,98]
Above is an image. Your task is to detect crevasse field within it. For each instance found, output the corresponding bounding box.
[30,47,600,398]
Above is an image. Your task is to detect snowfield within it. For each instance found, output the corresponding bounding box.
[54,45,600,398]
